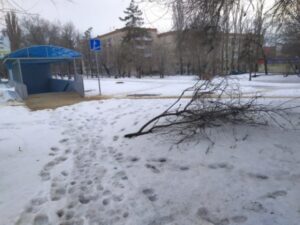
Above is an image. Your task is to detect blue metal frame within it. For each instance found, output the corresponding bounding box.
[3,45,84,97]
[3,45,82,64]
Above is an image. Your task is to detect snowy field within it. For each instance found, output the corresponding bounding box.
[0,83,21,107]
[84,74,300,98]
[1,74,300,225]
[84,76,198,97]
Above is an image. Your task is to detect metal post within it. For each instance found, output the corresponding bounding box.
[95,52,101,95]
[8,68,13,81]
[73,59,77,80]
[17,59,23,83]
[81,58,86,75]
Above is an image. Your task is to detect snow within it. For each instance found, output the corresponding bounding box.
[84,74,300,98]
[84,75,198,97]
[0,83,21,106]
[1,74,300,225]
[234,74,300,97]
[0,107,64,225]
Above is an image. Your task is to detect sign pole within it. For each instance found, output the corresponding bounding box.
[90,38,102,96]
[95,51,101,95]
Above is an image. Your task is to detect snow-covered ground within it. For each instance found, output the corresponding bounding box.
[84,75,198,97]
[84,74,300,98]
[0,83,21,107]
[1,74,300,225]
[0,107,63,225]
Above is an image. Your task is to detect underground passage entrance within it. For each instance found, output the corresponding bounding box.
[3,45,85,99]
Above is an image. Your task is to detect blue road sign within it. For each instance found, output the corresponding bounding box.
[90,39,101,51]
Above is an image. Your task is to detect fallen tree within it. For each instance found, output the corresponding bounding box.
[125,78,298,142]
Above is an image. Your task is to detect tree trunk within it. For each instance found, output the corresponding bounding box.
[102,63,110,75]
[262,49,268,75]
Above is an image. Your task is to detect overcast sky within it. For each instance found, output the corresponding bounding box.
[5,0,172,37]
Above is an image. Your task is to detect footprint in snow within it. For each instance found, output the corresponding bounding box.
[263,190,287,199]
[148,215,174,225]
[33,214,49,225]
[113,171,128,180]
[150,158,168,163]
[247,173,269,180]
[129,156,140,162]
[56,209,64,218]
[243,201,267,213]
[50,147,60,152]
[31,197,48,207]
[179,166,190,171]
[231,215,248,223]
[208,162,234,170]
[114,153,124,162]
[39,170,51,181]
[113,135,119,141]
[197,207,229,225]
[145,164,160,174]
[112,194,124,202]
[59,138,69,143]
[142,188,158,202]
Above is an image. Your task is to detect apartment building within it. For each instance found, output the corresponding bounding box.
[98,27,158,75]
[97,27,254,76]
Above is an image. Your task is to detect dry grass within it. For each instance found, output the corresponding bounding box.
[25,92,110,111]
[24,91,300,111]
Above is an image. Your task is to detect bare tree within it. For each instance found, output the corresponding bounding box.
[78,27,94,77]
[253,0,269,75]
[154,42,167,78]
[125,77,297,142]
[166,0,243,78]
[21,16,51,45]
[122,0,300,142]
[48,22,62,45]
[173,0,185,74]
[3,11,21,51]
[279,1,300,55]
[124,0,294,142]
[272,0,300,21]
[60,22,79,49]
[240,32,257,81]
[228,1,240,74]
[282,20,300,58]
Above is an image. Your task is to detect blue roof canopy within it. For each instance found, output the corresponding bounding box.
[3,45,82,65]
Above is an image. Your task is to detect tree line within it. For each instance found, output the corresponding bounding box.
[3,13,79,52]
[1,0,299,79]
[98,0,299,79]
[1,12,98,77]
[151,0,299,80]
